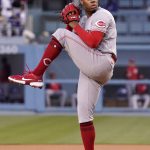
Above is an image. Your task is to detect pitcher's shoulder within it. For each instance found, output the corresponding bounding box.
[97,7,114,17]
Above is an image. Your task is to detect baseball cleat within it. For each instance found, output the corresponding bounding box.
[8,73,44,89]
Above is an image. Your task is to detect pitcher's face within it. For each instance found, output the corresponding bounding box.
[80,0,98,12]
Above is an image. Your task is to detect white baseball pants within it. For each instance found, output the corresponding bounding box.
[53,29,115,123]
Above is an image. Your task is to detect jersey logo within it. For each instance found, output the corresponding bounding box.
[95,20,106,28]
[43,58,51,66]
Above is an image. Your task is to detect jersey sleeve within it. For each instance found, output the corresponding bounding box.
[74,24,104,48]
[90,12,111,33]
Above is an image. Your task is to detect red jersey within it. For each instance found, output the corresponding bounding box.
[136,84,148,94]
[126,66,139,80]
[48,83,61,91]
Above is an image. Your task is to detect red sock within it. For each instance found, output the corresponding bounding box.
[32,37,62,76]
[80,121,95,150]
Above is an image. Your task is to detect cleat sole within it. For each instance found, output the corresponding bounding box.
[8,77,25,85]
[8,77,43,89]
[30,82,44,88]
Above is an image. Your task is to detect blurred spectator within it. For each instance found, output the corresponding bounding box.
[125,59,139,106]
[126,59,139,80]
[12,0,22,13]
[8,10,21,36]
[0,0,27,37]
[105,0,118,12]
[1,0,12,18]
[130,74,150,109]
[0,8,6,36]
[45,72,67,107]
[12,0,27,14]
[0,57,11,82]
[20,4,26,32]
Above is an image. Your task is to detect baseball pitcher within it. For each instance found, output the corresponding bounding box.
[8,0,117,149]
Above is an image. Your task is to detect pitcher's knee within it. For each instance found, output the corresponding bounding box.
[52,28,68,46]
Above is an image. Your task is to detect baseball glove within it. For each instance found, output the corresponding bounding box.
[61,3,80,24]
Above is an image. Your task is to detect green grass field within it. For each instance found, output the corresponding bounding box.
[0,115,150,145]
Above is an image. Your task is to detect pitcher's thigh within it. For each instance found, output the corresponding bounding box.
[53,28,95,76]
[77,72,101,123]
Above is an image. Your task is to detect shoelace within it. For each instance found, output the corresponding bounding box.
[23,64,32,75]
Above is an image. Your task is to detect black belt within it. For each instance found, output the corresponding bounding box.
[100,51,117,63]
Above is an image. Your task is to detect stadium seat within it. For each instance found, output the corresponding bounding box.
[116,22,128,35]
[119,0,130,8]
[132,0,144,8]
[129,22,143,34]
[143,22,150,34]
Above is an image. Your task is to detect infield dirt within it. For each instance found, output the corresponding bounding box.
[0,145,150,150]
